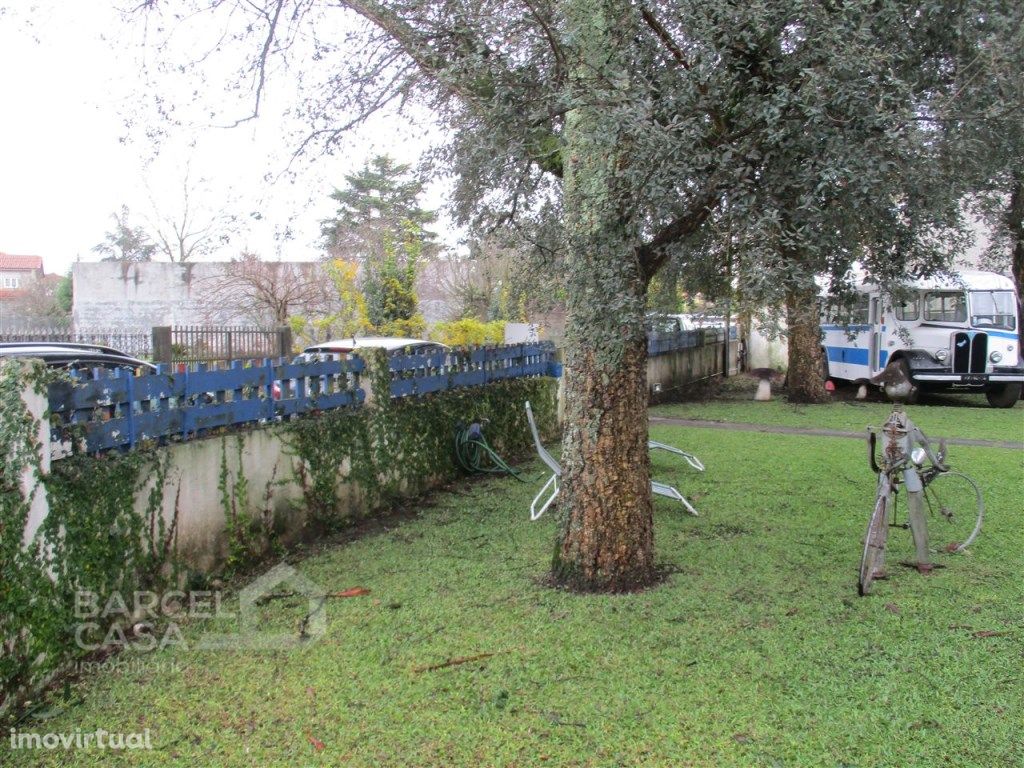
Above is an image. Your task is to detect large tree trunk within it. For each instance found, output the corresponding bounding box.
[1008,176,1024,292]
[553,0,655,592]
[555,296,654,592]
[1007,177,1023,343]
[785,282,829,403]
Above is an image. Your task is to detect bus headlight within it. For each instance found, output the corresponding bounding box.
[989,351,1003,363]
[935,349,948,362]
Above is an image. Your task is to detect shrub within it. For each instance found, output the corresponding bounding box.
[432,318,506,347]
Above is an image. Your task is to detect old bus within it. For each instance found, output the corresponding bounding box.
[821,270,1022,407]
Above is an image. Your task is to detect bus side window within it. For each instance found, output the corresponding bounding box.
[853,295,870,325]
[894,295,919,321]
[925,292,966,323]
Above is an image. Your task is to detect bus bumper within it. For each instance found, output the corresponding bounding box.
[912,367,1024,386]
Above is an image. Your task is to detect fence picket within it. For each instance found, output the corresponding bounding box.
[44,341,560,454]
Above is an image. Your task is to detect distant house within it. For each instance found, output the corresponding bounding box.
[0,253,44,301]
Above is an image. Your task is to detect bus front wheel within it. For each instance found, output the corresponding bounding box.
[986,382,1022,408]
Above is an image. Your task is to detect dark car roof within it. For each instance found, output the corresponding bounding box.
[0,342,156,373]
[0,340,129,354]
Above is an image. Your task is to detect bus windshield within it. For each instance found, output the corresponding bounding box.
[969,290,1017,331]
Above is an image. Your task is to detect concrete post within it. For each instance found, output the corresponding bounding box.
[152,326,172,366]
[359,348,385,408]
[19,364,52,547]
[277,326,293,359]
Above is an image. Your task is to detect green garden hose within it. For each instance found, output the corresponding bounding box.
[454,420,523,479]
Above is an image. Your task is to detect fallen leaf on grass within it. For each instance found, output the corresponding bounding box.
[972,630,1010,639]
[884,603,900,614]
[330,587,371,598]
[307,734,325,752]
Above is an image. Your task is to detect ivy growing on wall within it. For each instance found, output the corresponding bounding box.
[0,360,54,713]
[219,434,282,574]
[0,361,175,715]
[1,350,558,713]
[284,348,559,528]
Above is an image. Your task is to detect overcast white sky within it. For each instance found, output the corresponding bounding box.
[0,1,448,276]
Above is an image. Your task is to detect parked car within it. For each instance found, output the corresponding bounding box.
[274,338,450,400]
[298,336,450,360]
[645,313,684,334]
[0,342,157,375]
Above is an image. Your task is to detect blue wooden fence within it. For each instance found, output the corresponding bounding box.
[48,357,365,454]
[45,333,750,453]
[390,343,558,398]
[47,343,560,454]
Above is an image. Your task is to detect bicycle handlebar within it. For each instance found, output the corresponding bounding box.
[867,430,881,474]
[868,422,949,475]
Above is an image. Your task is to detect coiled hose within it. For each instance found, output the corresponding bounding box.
[454,420,523,479]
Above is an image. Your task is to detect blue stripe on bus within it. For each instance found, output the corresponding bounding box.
[826,346,870,365]
[879,350,888,367]
[821,324,872,332]
[986,330,1019,340]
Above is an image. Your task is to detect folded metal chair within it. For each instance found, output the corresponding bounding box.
[525,401,702,520]
[648,440,705,472]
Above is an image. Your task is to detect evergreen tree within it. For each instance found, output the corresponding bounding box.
[322,157,433,336]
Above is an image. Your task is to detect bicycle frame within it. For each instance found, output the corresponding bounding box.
[859,471,893,595]
[861,405,938,595]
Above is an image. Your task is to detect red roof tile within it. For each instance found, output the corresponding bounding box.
[0,253,44,271]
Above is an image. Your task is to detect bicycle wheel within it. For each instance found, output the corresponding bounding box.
[923,471,984,553]
[859,488,890,596]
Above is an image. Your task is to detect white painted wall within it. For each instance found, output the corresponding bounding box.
[72,262,232,330]
[747,321,789,371]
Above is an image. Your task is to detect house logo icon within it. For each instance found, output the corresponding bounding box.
[198,563,328,650]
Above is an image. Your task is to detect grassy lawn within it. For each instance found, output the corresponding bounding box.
[7,403,1023,766]
[652,379,1024,443]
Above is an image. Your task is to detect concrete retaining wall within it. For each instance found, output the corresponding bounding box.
[140,427,311,573]
[18,366,558,575]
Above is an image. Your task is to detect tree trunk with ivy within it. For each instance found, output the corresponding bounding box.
[552,0,655,592]
[1008,176,1023,316]
[785,282,829,404]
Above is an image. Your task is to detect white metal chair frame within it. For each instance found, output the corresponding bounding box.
[525,401,704,521]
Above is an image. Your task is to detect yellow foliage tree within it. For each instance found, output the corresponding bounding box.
[432,318,506,347]
[287,259,369,347]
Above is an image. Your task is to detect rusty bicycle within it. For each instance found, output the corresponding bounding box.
[860,403,984,596]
